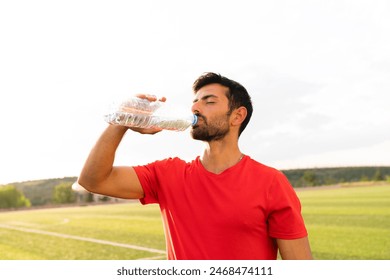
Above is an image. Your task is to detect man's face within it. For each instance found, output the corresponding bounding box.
[190,83,231,141]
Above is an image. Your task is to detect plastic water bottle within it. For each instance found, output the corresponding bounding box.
[104,97,198,131]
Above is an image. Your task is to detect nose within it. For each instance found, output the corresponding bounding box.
[191,101,200,114]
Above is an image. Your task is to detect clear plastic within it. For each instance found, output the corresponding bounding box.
[104,97,197,131]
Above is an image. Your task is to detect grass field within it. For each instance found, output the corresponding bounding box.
[0,203,166,260]
[0,183,389,260]
[299,182,390,260]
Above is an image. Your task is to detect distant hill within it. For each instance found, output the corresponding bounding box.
[1,166,390,207]
[2,177,78,206]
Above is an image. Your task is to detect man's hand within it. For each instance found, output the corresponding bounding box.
[129,126,163,134]
[135,93,167,103]
[128,94,167,134]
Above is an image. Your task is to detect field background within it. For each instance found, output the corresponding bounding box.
[0,182,389,260]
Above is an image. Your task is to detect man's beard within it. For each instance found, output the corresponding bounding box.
[191,113,230,142]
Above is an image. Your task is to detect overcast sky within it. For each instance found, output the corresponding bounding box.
[1,0,389,185]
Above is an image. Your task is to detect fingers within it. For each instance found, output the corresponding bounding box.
[135,94,166,103]
[135,93,156,101]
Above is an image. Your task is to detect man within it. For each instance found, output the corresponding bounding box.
[78,72,313,260]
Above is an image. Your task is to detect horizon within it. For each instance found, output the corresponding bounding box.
[2,165,390,186]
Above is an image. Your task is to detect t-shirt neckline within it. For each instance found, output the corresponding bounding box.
[195,155,248,177]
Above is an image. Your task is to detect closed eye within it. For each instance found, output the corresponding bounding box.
[193,94,218,105]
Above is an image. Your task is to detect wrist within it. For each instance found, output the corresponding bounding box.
[107,124,128,135]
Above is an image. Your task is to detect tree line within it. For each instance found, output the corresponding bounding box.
[282,166,390,187]
[0,177,79,210]
[1,166,390,209]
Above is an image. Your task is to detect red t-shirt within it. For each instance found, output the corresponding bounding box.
[134,156,307,260]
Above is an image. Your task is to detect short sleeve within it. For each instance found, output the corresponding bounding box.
[267,171,308,239]
[134,163,159,205]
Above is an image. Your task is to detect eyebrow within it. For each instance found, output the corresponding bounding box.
[193,94,218,103]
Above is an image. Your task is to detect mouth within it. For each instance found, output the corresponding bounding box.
[192,114,205,129]
[192,119,203,129]
[195,114,205,122]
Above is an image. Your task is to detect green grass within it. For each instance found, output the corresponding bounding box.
[297,183,390,259]
[0,203,166,260]
[0,183,389,259]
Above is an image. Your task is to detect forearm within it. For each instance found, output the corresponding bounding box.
[78,125,128,191]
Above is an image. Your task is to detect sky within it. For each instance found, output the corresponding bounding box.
[0,0,389,185]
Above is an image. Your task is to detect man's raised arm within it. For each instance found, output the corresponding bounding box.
[77,125,144,199]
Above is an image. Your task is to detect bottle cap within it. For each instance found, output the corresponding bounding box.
[192,115,198,126]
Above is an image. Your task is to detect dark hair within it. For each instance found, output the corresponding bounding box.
[192,72,253,136]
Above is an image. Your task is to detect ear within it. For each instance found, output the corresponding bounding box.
[231,106,247,127]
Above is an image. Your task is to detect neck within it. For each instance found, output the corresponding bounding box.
[200,140,244,174]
